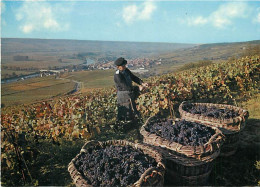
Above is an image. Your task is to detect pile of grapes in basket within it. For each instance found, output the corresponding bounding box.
[183,103,239,119]
[74,145,157,186]
[146,118,215,146]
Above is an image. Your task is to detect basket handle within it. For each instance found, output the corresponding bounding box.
[136,165,164,186]
[80,140,101,152]
[205,131,224,152]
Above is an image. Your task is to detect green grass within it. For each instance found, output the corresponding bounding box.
[149,63,183,75]
[61,70,115,91]
[241,93,260,119]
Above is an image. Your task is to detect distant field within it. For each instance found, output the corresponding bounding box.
[1,70,117,107]
[1,54,84,69]
[1,76,76,107]
[61,70,115,92]
[149,63,184,75]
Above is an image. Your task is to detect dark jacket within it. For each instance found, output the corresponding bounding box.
[114,68,143,91]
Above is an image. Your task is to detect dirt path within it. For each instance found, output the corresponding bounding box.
[57,77,83,94]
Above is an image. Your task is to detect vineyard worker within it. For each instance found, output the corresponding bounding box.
[114,57,148,123]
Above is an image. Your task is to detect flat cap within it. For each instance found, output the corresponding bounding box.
[114,57,127,66]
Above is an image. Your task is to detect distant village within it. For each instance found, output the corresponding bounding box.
[93,57,162,71]
[60,57,162,72]
[2,55,163,81]
[40,57,162,77]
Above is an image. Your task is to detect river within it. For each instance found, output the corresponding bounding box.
[2,59,96,84]
[1,73,41,84]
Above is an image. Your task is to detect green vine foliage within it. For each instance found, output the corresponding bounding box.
[1,55,260,185]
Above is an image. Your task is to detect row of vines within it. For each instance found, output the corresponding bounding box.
[1,55,260,185]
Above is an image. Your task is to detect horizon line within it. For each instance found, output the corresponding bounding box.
[2,37,260,45]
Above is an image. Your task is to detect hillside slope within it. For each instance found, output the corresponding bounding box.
[156,40,260,64]
[1,55,259,186]
[1,38,196,59]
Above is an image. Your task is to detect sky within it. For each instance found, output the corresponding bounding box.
[1,0,260,44]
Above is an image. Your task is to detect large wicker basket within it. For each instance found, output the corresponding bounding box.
[140,116,224,185]
[179,101,249,156]
[68,140,166,187]
[179,101,249,134]
[161,144,220,185]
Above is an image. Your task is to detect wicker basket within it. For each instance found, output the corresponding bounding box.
[219,131,240,156]
[140,116,224,185]
[179,101,249,134]
[179,101,249,156]
[68,140,165,187]
[140,116,224,159]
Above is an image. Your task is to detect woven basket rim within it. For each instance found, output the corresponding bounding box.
[140,116,224,160]
[179,101,249,132]
[163,147,220,165]
[68,140,165,187]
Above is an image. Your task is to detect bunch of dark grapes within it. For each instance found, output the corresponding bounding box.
[183,103,239,119]
[146,118,215,146]
[74,145,157,186]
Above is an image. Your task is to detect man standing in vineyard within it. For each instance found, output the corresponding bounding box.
[114,57,148,128]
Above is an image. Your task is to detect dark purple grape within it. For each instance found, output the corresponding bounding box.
[74,145,157,186]
[183,103,239,119]
[147,118,215,146]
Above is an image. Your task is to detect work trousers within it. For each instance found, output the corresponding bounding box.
[117,90,139,121]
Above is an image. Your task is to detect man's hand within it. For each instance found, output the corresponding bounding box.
[139,83,148,91]
[142,83,148,87]
[139,85,144,91]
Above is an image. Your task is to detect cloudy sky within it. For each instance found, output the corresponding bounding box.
[1,1,260,44]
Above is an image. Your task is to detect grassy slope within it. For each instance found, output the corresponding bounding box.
[149,63,184,75]
[1,69,116,107]
[145,41,260,77]
[157,41,260,64]
[61,70,115,91]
